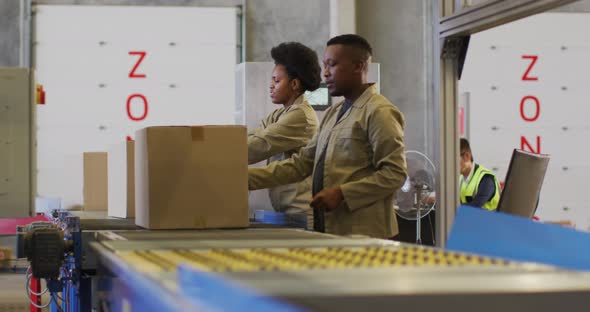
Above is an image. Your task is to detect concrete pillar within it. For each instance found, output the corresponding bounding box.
[356,0,437,160]
[330,0,356,37]
[245,0,330,61]
[0,0,20,66]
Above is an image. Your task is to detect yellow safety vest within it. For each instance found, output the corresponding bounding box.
[460,164,500,211]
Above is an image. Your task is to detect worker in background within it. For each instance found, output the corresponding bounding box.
[249,34,407,239]
[459,138,500,210]
[247,42,321,222]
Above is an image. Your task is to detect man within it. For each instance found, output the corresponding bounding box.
[248,34,407,239]
[459,138,500,210]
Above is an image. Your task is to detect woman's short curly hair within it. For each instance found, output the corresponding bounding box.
[271,42,321,92]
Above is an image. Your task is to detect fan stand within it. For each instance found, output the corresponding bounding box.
[396,150,436,245]
[414,183,427,245]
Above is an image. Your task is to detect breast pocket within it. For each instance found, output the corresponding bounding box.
[332,127,371,165]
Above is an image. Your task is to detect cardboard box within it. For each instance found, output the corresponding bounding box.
[108,141,135,218]
[0,247,12,269]
[83,152,108,211]
[135,126,249,229]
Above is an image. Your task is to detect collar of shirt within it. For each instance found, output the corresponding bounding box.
[342,98,353,111]
[461,163,477,185]
[287,94,305,111]
[336,99,354,122]
[273,94,305,122]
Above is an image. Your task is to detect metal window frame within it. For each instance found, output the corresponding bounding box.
[435,0,578,247]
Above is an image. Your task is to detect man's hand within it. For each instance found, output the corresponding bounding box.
[311,187,344,211]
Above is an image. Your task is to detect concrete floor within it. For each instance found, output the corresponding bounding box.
[0,273,51,311]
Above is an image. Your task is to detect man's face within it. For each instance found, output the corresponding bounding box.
[323,44,360,97]
[460,151,471,175]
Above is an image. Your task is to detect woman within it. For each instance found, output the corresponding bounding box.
[248,42,321,226]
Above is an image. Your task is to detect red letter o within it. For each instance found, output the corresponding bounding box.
[520,95,540,122]
[127,94,148,121]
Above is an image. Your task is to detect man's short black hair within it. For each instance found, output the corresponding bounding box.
[460,138,474,161]
[327,34,373,62]
[271,42,321,92]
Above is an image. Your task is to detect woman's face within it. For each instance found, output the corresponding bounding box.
[270,64,296,105]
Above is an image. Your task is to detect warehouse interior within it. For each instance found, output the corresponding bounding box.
[2,0,590,311]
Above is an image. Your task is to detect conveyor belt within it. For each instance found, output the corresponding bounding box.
[97,228,329,242]
[118,245,511,273]
[90,228,590,312]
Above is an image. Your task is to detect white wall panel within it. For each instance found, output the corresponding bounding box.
[461,12,590,231]
[34,5,237,209]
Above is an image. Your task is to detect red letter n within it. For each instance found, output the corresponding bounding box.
[521,136,541,154]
